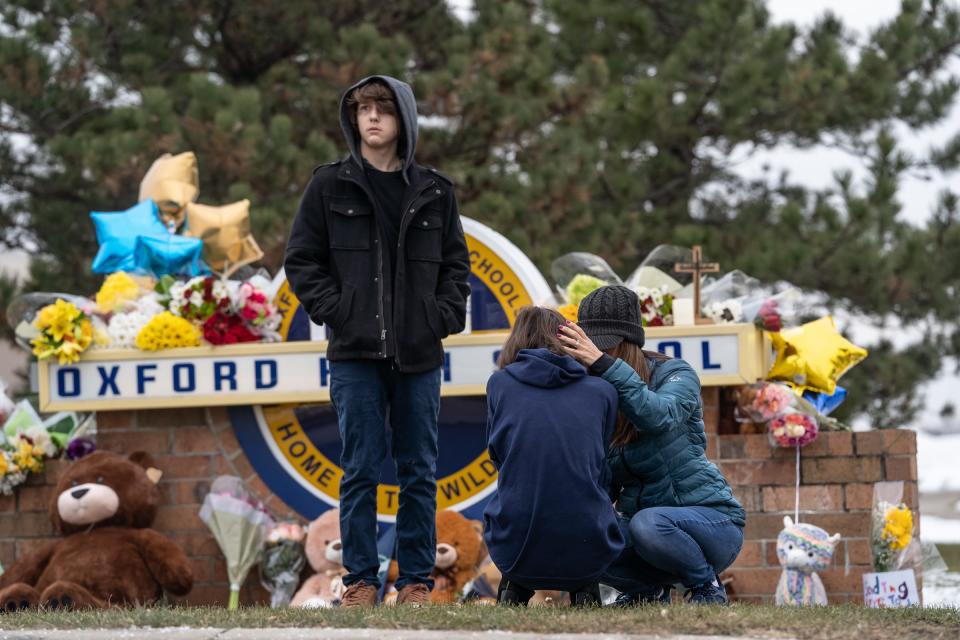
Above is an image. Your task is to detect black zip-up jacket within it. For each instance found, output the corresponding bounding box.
[284,76,470,373]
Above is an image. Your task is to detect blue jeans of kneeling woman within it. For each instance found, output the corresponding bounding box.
[603,506,744,595]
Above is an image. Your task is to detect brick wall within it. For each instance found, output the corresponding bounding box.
[708,422,919,604]
[0,391,919,606]
[0,407,297,607]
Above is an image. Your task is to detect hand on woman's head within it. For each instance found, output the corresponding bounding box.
[557,322,603,366]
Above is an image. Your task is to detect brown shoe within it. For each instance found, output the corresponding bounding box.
[340,580,378,608]
[395,583,431,606]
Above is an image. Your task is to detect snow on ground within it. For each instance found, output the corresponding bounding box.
[918,431,960,493]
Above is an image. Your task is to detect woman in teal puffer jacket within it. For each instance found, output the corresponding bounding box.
[559,285,745,605]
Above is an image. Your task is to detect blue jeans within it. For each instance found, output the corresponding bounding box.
[330,359,442,590]
[602,506,743,594]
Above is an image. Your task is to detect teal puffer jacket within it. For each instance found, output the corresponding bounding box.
[603,356,746,527]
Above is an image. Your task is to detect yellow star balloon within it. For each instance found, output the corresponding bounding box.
[139,151,200,230]
[183,199,263,277]
[767,316,868,395]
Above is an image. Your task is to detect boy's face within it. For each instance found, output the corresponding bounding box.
[357,100,399,151]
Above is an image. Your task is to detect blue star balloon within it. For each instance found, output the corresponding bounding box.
[90,200,169,273]
[803,385,847,416]
[133,234,209,278]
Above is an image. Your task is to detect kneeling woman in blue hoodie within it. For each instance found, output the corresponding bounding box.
[484,306,624,606]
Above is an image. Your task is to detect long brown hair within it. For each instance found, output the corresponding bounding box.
[496,306,567,368]
[609,341,671,447]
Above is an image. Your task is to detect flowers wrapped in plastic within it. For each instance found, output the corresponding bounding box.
[259,521,307,608]
[623,245,690,295]
[198,476,275,609]
[699,270,810,329]
[870,482,915,574]
[735,382,821,448]
[550,252,622,320]
[0,399,86,494]
[29,298,95,365]
[860,481,944,607]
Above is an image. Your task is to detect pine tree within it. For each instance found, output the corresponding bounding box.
[2,0,960,426]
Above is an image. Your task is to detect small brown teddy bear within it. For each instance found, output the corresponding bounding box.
[0,450,193,610]
[290,508,346,607]
[386,509,486,604]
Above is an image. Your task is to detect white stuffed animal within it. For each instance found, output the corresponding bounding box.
[774,515,840,606]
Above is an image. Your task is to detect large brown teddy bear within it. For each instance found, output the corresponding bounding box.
[290,508,347,608]
[0,451,193,610]
[386,510,485,604]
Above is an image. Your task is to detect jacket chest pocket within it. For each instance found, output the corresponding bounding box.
[406,212,442,262]
[328,201,371,250]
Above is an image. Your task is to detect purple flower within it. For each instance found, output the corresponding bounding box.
[66,437,96,460]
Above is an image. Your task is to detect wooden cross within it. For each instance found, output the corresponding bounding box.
[674,245,720,323]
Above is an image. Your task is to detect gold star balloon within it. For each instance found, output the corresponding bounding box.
[767,316,868,395]
[139,152,200,230]
[183,199,263,277]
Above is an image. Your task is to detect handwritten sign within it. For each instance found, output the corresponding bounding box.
[863,570,919,608]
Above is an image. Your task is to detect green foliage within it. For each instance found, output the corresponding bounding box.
[2,1,960,426]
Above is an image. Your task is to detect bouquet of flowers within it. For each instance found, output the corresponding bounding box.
[0,449,28,495]
[551,253,622,321]
[870,482,915,573]
[259,521,307,607]
[704,299,743,324]
[0,400,50,495]
[95,272,148,314]
[735,382,795,423]
[755,298,783,332]
[30,298,95,365]
[635,285,674,327]
[107,293,165,348]
[136,311,201,350]
[198,476,275,609]
[162,275,231,323]
[768,411,819,448]
[237,282,282,340]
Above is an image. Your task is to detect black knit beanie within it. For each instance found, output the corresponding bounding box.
[577,285,645,351]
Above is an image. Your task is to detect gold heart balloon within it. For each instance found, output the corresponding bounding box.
[183,200,263,277]
[767,315,868,395]
[139,152,200,230]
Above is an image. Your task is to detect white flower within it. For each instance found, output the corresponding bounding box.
[24,426,57,457]
[189,290,203,306]
[705,300,743,324]
[212,279,229,301]
[651,289,664,308]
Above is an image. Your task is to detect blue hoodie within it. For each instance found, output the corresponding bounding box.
[483,348,625,590]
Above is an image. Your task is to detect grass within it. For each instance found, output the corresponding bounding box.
[0,604,958,639]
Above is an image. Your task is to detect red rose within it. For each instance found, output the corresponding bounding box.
[649,317,664,327]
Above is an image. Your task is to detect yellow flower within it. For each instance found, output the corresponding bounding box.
[35,304,58,330]
[557,303,579,323]
[882,505,913,550]
[0,453,8,476]
[136,311,200,351]
[95,272,141,314]
[13,442,42,474]
[42,299,82,342]
[31,336,55,360]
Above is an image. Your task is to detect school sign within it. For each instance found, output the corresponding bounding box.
[37,217,771,521]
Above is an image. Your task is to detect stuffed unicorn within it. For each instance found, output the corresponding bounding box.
[774,516,840,606]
